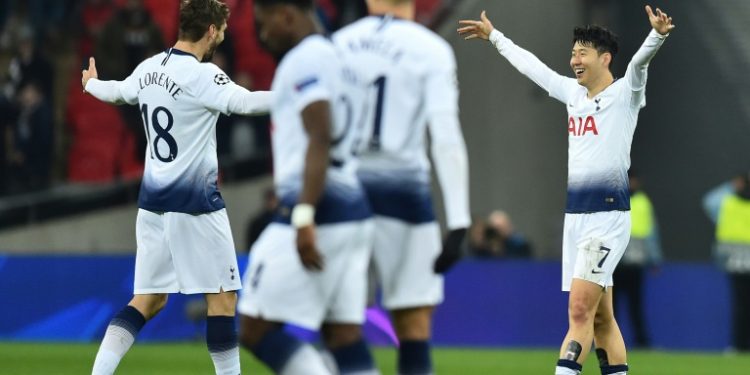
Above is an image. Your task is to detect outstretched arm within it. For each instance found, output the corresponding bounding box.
[625,6,674,96]
[226,88,273,116]
[82,57,136,105]
[458,11,576,103]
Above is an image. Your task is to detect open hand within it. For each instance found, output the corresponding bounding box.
[457,10,495,41]
[81,57,98,92]
[645,5,675,35]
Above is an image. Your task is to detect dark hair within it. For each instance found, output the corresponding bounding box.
[254,0,314,9]
[572,25,619,58]
[178,0,230,42]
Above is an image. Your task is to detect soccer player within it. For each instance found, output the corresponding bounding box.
[458,5,674,375]
[81,1,272,374]
[236,0,378,374]
[333,1,471,374]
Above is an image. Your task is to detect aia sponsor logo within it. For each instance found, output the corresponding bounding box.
[568,116,598,136]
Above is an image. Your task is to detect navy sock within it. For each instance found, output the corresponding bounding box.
[250,327,304,373]
[398,340,432,375]
[206,316,238,353]
[112,305,146,334]
[601,364,629,374]
[331,339,376,374]
[557,359,583,372]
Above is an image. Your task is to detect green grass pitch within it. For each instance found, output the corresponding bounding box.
[1,342,749,374]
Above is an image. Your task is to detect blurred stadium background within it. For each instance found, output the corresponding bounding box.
[1,0,749,373]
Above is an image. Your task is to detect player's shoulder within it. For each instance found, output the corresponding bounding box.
[279,35,337,74]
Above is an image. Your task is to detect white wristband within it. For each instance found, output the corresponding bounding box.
[291,204,315,228]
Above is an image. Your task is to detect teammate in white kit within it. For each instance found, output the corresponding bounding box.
[82,1,272,374]
[236,1,378,374]
[458,5,674,375]
[333,1,470,374]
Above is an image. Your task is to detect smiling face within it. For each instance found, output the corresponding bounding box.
[570,42,611,88]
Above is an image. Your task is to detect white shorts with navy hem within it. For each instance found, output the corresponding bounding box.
[237,220,373,330]
[134,208,241,295]
[562,211,631,291]
[371,216,443,310]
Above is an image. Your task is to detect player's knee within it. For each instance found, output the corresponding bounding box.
[569,300,594,326]
[130,294,168,319]
[321,324,362,349]
[393,307,433,340]
[238,315,275,350]
[594,308,614,330]
[206,291,237,316]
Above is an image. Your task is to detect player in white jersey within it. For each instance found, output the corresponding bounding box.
[81,1,272,374]
[333,1,470,374]
[459,5,673,375]
[236,1,378,374]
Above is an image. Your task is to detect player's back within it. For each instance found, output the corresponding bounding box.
[334,15,458,175]
[127,49,233,213]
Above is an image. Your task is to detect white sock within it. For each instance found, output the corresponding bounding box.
[91,324,137,375]
[555,365,581,375]
[280,344,333,375]
[209,345,241,375]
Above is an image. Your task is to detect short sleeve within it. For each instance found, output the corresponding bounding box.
[424,43,458,116]
[194,63,247,114]
[284,55,333,114]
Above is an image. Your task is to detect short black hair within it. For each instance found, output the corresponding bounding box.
[179,0,230,42]
[572,25,619,58]
[254,0,314,9]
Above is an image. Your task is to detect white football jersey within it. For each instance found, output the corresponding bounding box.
[333,15,470,228]
[110,48,250,213]
[333,15,458,175]
[490,29,668,213]
[270,35,370,224]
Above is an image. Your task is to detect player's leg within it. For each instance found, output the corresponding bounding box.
[321,323,378,375]
[204,291,240,375]
[593,288,628,375]
[556,279,604,375]
[320,220,378,374]
[92,294,168,375]
[169,209,243,375]
[392,306,435,375]
[93,209,173,375]
[236,223,331,374]
[238,315,330,375]
[372,218,442,375]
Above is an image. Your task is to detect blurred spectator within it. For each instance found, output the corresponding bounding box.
[703,171,750,352]
[245,187,278,251]
[0,95,13,194]
[95,0,164,163]
[4,25,54,101]
[613,170,663,348]
[330,0,367,29]
[469,210,532,258]
[4,81,54,193]
[75,0,116,59]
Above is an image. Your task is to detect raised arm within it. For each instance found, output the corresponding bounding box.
[82,57,137,105]
[458,11,576,103]
[625,6,674,97]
